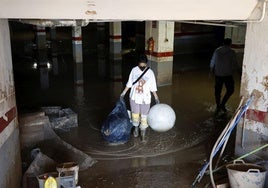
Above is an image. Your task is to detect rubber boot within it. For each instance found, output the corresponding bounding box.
[133,126,139,137]
[132,113,140,137]
[140,129,146,142]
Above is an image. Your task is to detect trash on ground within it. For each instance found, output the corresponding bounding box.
[20,110,96,188]
[101,99,132,144]
[23,150,56,188]
[41,106,78,131]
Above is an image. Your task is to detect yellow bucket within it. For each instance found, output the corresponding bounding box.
[37,172,59,188]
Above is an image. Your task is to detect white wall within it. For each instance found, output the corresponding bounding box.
[235,5,268,161]
[0,0,258,20]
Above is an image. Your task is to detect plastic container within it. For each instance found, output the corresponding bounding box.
[59,171,76,188]
[56,162,79,185]
[37,172,60,188]
[226,160,267,188]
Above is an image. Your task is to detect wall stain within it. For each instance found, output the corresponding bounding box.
[240,72,249,96]
[262,75,268,91]
[85,0,97,15]
[251,89,265,108]
[85,10,97,15]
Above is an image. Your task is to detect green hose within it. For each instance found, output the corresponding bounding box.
[236,143,268,160]
[205,143,268,176]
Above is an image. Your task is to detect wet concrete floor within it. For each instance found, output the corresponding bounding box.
[14,52,242,187]
[58,71,241,188]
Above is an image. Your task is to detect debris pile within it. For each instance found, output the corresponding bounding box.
[19,107,96,188]
[41,106,78,131]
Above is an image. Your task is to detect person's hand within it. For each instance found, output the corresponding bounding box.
[120,87,129,101]
[209,68,214,78]
[155,97,160,104]
[208,71,214,78]
[120,93,125,100]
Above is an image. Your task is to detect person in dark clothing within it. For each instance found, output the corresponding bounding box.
[210,38,238,113]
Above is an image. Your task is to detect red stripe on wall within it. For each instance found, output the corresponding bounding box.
[0,107,17,133]
[109,35,122,39]
[145,51,173,57]
[231,44,245,49]
[72,37,82,41]
[246,109,268,124]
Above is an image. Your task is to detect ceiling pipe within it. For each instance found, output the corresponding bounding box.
[179,21,238,27]
[16,19,91,27]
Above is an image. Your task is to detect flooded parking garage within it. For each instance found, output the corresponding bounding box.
[11,22,242,187]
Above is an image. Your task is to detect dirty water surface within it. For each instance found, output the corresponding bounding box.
[57,71,240,188]
[14,52,241,187]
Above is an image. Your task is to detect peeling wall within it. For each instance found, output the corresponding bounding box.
[0,19,21,188]
[236,6,268,161]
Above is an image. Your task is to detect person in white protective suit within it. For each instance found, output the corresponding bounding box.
[120,54,159,142]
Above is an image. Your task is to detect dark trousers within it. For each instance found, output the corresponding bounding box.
[214,76,234,107]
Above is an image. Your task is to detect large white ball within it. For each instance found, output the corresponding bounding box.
[148,104,176,132]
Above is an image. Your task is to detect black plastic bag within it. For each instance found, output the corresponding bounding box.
[101,99,133,144]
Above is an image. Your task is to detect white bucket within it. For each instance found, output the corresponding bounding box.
[59,171,76,188]
[226,160,267,188]
[37,172,60,188]
[56,162,79,185]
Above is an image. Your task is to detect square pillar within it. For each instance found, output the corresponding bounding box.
[145,21,175,86]
[109,22,122,81]
[50,27,58,75]
[72,26,83,85]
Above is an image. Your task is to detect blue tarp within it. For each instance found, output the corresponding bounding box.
[101,99,133,144]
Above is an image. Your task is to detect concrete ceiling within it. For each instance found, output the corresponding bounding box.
[0,0,260,21]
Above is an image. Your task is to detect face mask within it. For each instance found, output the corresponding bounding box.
[139,66,146,71]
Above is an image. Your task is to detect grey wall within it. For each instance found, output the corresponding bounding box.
[0,19,21,188]
[0,129,21,188]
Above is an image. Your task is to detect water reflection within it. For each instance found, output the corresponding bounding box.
[52,55,58,76]
[39,68,49,90]
[74,85,85,105]
[37,49,51,90]
[50,28,59,76]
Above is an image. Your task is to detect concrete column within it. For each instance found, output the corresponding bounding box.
[72,26,83,85]
[36,26,46,49]
[235,9,268,163]
[36,26,47,67]
[0,19,21,188]
[175,23,183,34]
[50,27,58,75]
[97,23,107,78]
[145,21,175,86]
[225,25,246,67]
[109,22,122,81]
